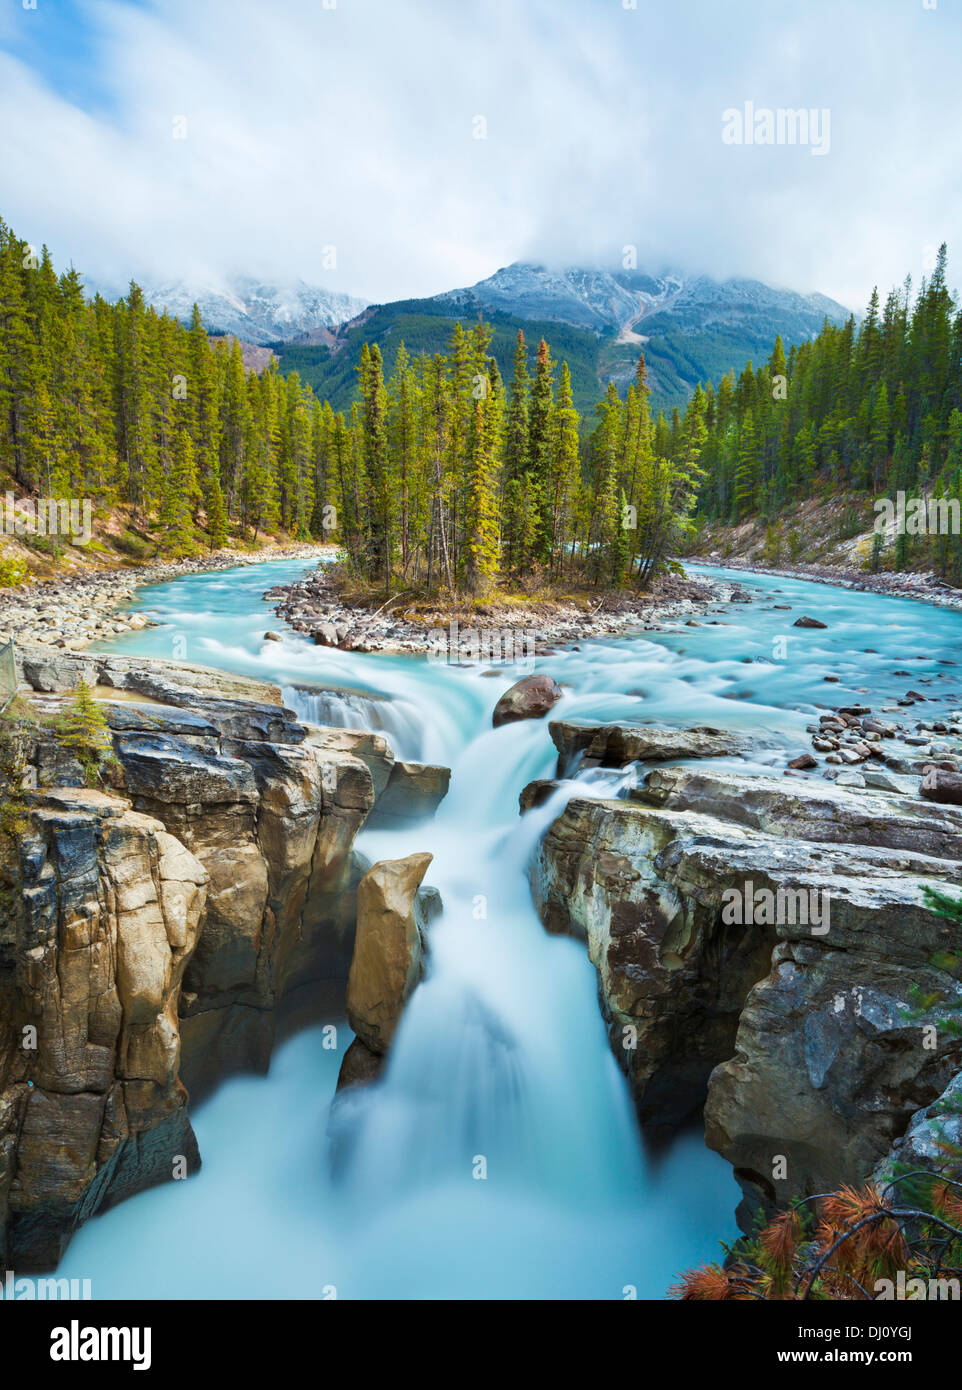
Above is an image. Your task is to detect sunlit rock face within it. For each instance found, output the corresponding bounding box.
[2,669,449,1271]
[0,789,207,1271]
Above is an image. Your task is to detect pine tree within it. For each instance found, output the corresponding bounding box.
[527,337,555,562]
[734,411,759,518]
[160,428,201,554]
[546,362,581,578]
[463,394,500,595]
[57,680,116,786]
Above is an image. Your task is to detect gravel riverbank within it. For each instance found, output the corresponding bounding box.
[0,544,329,650]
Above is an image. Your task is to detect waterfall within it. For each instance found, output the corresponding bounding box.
[283,684,427,760]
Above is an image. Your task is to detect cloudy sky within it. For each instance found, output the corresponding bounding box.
[0,0,959,311]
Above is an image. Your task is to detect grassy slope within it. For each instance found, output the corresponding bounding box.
[0,481,307,584]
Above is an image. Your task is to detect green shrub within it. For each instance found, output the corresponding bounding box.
[115,529,152,560]
[0,552,28,588]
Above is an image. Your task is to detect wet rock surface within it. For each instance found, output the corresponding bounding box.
[530,744,962,1227]
[492,674,563,728]
[345,853,433,1057]
[549,719,749,775]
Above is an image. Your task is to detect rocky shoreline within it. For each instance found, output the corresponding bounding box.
[694,553,962,612]
[0,543,329,651]
[6,539,962,663]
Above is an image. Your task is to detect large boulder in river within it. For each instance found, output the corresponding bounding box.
[347,852,433,1055]
[492,674,562,728]
[792,616,827,629]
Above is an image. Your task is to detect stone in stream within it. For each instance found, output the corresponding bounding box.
[492,673,563,728]
[788,753,817,770]
[549,720,749,776]
[920,768,962,805]
[793,616,828,629]
[366,760,451,826]
[346,852,434,1056]
[336,1036,385,1090]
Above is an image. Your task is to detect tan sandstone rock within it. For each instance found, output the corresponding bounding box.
[347,853,433,1054]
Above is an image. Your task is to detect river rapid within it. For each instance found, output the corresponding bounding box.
[53,556,962,1299]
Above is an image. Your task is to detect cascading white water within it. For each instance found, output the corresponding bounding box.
[63,554,962,1298]
[282,686,426,760]
[328,743,644,1217]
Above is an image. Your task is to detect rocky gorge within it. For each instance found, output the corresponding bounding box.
[528,738,962,1226]
[3,553,962,1297]
[0,644,449,1271]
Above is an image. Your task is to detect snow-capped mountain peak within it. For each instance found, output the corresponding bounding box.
[84,274,367,345]
[435,261,849,336]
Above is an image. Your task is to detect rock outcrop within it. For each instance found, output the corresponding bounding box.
[873,1072,962,1198]
[530,747,962,1226]
[2,666,451,1269]
[548,719,749,776]
[15,646,284,707]
[0,789,207,1271]
[366,762,451,826]
[345,853,433,1057]
[492,674,562,728]
[100,702,392,1095]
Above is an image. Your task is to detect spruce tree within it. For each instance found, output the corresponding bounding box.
[57,681,116,786]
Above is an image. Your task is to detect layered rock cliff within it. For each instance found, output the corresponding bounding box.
[0,789,207,1271]
[0,655,449,1270]
[529,732,962,1228]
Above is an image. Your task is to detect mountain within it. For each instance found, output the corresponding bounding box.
[434,262,848,337]
[86,274,367,345]
[275,262,851,417]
